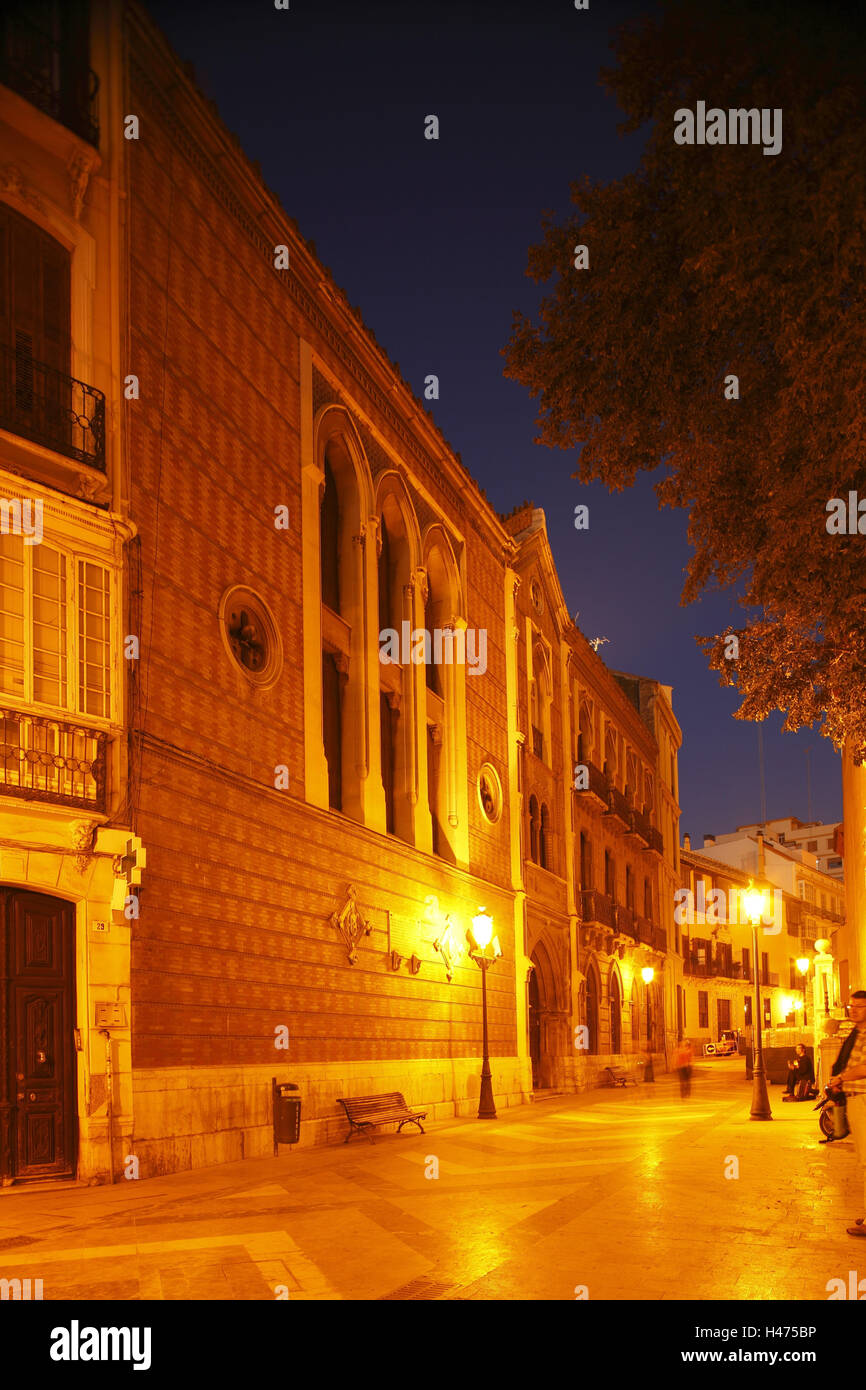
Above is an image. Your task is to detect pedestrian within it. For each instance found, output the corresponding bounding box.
[827,990,866,1238]
[675,1038,693,1098]
[783,1043,815,1101]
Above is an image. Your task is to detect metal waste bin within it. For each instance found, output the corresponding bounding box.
[272,1078,301,1153]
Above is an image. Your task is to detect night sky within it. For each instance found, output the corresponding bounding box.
[143,0,842,842]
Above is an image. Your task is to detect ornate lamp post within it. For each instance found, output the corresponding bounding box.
[467,908,500,1120]
[744,884,772,1120]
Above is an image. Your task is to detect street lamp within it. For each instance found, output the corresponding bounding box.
[467,908,500,1120]
[743,883,772,1120]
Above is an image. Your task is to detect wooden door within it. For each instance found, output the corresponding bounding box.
[0,889,77,1181]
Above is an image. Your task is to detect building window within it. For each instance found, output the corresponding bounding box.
[530,639,551,765]
[0,533,111,719]
[604,848,615,902]
[221,586,282,686]
[807,840,818,852]
[625,864,635,911]
[477,763,502,824]
[320,457,340,613]
[631,982,640,1040]
[579,831,592,890]
[322,651,343,810]
[585,959,600,1055]
[643,877,652,919]
[529,794,540,863]
[423,530,464,862]
[380,691,396,834]
[698,991,709,1029]
[539,802,550,870]
[610,971,622,1054]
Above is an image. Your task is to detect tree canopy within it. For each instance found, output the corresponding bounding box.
[504,0,866,758]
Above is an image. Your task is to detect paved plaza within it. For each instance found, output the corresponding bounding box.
[0,1060,861,1301]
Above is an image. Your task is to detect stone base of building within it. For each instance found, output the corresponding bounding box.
[123,1057,532,1179]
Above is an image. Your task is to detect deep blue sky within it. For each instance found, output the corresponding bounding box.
[144,0,842,840]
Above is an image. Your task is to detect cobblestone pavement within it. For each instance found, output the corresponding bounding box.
[0,1060,861,1301]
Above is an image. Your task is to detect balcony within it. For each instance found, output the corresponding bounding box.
[574,759,609,809]
[605,784,631,831]
[0,343,105,471]
[615,904,636,940]
[0,706,107,811]
[579,889,616,931]
[645,826,664,856]
[0,9,99,147]
[630,805,651,846]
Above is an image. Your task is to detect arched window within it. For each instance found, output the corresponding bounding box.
[529,795,540,863]
[377,489,414,843]
[320,457,340,614]
[423,530,464,863]
[625,864,635,911]
[540,802,551,870]
[643,876,653,919]
[610,970,622,1054]
[604,724,618,786]
[585,958,600,1055]
[531,640,552,763]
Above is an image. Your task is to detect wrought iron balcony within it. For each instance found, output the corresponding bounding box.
[0,342,105,470]
[0,9,99,147]
[645,826,664,856]
[635,913,654,945]
[574,759,609,807]
[605,784,631,829]
[579,889,616,931]
[615,903,636,939]
[0,707,107,811]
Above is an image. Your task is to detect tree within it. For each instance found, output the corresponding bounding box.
[504,0,866,759]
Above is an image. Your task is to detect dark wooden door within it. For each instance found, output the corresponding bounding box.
[0,889,77,1181]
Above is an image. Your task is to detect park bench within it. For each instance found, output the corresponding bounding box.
[339,1091,428,1144]
[603,1065,637,1088]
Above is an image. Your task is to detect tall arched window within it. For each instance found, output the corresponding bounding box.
[531,640,552,763]
[610,970,622,1054]
[316,415,371,825]
[579,830,592,890]
[423,530,463,863]
[377,490,414,842]
[529,795,540,863]
[586,958,600,1055]
[540,802,551,870]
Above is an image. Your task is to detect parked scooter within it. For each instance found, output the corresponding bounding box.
[815,1083,850,1142]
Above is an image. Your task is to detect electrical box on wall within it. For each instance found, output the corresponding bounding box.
[94,1002,126,1028]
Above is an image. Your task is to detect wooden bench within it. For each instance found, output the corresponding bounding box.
[603,1066,637,1088]
[339,1092,428,1144]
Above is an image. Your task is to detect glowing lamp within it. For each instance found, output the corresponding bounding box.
[470,908,493,952]
[641,966,654,984]
[796,957,810,975]
[743,886,767,923]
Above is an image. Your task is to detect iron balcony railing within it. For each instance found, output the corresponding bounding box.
[646,826,664,856]
[631,806,652,844]
[0,9,99,147]
[0,707,107,811]
[0,342,105,470]
[615,904,636,939]
[606,784,631,827]
[574,759,609,803]
[579,889,616,931]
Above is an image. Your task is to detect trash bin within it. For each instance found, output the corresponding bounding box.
[272,1078,301,1153]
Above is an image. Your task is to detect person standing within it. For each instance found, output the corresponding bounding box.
[675,1038,693,1098]
[828,991,866,1238]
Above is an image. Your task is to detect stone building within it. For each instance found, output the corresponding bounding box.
[0,0,682,1184]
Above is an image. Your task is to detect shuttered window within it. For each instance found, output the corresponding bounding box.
[0,534,111,719]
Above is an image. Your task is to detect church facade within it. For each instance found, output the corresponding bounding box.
[0,0,681,1183]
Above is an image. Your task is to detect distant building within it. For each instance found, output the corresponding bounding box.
[710,817,843,880]
[679,847,812,1050]
[688,831,848,1000]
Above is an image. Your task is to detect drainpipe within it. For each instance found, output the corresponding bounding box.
[99,1028,115,1184]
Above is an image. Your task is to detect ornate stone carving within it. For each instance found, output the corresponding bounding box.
[330,885,372,964]
[68,148,97,220]
[1,164,44,212]
[71,820,95,875]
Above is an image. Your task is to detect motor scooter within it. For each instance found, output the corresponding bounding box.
[815,1083,849,1142]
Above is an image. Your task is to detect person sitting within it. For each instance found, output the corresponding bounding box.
[783,1043,815,1100]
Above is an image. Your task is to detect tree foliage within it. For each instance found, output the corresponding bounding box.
[504,0,866,759]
